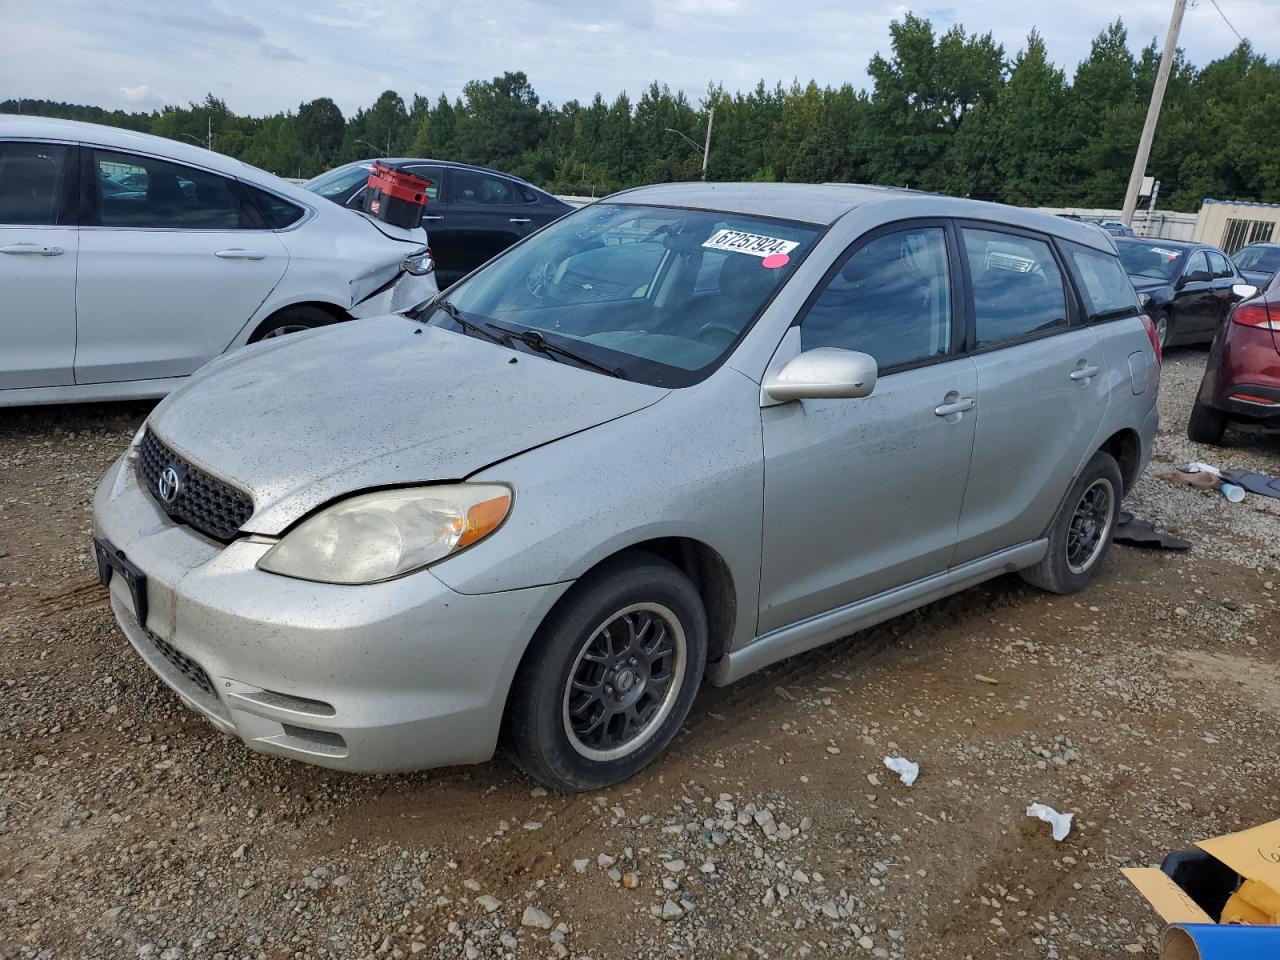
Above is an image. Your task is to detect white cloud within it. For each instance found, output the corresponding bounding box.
[1,0,1276,116]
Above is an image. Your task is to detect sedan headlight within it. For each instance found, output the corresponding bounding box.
[403,247,435,276]
[258,484,511,584]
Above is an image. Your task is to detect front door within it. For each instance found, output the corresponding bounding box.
[431,168,531,285]
[74,148,288,384]
[1172,250,1219,343]
[759,223,977,633]
[0,140,79,389]
[951,224,1109,564]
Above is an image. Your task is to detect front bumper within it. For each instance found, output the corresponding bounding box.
[93,453,568,773]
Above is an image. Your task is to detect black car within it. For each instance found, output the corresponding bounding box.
[1231,242,1280,289]
[304,159,573,287]
[1114,238,1246,348]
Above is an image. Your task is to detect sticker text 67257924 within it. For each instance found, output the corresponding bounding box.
[703,229,800,259]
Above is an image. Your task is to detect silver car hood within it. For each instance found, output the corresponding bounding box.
[148,317,668,534]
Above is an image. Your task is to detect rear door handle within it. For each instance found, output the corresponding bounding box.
[1070,364,1101,381]
[0,242,64,256]
[509,218,532,224]
[215,249,266,260]
[934,397,975,417]
[422,215,444,221]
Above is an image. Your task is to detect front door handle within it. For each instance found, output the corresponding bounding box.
[934,397,976,417]
[1070,364,1101,381]
[509,217,532,224]
[0,242,64,256]
[215,249,266,260]
[422,215,444,221]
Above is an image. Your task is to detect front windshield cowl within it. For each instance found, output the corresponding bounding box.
[421,202,823,388]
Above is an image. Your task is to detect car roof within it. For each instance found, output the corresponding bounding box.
[1114,236,1198,250]
[601,181,1117,249]
[346,156,547,191]
[0,114,322,207]
[1238,241,1280,250]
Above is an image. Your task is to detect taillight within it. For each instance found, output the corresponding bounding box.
[1232,302,1279,330]
[1139,313,1163,364]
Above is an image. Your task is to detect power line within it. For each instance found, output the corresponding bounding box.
[1206,0,1245,43]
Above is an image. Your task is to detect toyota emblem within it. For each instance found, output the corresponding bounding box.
[158,464,183,504]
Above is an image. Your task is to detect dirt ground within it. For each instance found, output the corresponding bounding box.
[2,348,1278,960]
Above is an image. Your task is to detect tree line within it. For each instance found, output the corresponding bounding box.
[4,14,1278,212]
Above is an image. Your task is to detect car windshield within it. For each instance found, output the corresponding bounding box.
[1233,246,1280,273]
[426,203,823,387]
[1116,241,1185,281]
[303,163,372,200]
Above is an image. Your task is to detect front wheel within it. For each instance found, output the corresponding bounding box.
[1020,451,1122,595]
[505,554,707,792]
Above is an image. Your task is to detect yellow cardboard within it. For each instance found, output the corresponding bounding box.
[1197,818,1280,894]
[1122,867,1214,924]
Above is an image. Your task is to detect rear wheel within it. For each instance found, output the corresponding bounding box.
[249,305,336,342]
[505,554,707,792]
[1154,309,1172,349]
[1020,451,1122,595]
[1187,398,1227,445]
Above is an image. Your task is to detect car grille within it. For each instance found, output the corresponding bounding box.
[138,430,253,542]
[145,629,217,698]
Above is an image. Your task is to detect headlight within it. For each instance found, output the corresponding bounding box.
[258,484,511,584]
[1138,292,1154,311]
[403,247,434,276]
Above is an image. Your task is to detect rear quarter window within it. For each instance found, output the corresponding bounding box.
[1062,242,1140,321]
[243,185,306,229]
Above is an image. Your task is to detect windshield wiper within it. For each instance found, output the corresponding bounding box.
[483,320,626,378]
[418,297,507,345]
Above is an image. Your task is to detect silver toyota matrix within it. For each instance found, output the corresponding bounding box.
[94,183,1161,791]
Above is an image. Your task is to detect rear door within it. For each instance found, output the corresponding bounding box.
[0,140,79,389]
[952,223,1109,565]
[75,148,289,384]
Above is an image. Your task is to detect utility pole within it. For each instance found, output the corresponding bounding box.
[1121,0,1185,224]
[701,105,715,182]
[206,115,212,151]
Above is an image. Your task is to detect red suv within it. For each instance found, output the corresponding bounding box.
[1188,272,1280,444]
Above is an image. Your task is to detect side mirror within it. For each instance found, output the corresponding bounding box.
[1232,282,1259,301]
[762,348,878,402]
[1181,270,1211,286]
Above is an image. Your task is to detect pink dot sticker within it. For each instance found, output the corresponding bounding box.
[761,253,790,269]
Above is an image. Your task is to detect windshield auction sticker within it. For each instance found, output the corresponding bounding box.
[703,229,800,259]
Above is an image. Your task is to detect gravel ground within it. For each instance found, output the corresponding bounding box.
[2,347,1278,960]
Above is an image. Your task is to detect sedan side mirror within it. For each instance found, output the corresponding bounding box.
[762,348,878,402]
[1232,282,1259,300]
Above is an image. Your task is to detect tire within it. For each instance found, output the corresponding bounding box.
[505,553,708,792]
[249,305,335,342]
[1020,451,1123,595]
[1187,398,1227,445]
[1154,308,1172,350]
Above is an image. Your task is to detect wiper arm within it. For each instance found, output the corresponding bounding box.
[483,321,625,378]
[421,297,506,345]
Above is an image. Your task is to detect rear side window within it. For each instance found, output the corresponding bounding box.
[1208,251,1234,279]
[801,226,953,370]
[962,227,1067,347]
[0,141,71,225]
[91,149,246,229]
[1063,243,1139,321]
[452,169,515,205]
[242,185,305,229]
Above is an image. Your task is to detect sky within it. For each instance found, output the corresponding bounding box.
[1,0,1275,117]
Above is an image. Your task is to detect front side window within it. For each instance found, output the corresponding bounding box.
[1183,250,1211,282]
[452,169,516,205]
[425,203,821,386]
[92,150,244,229]
[800,227,952,370]
[1116,240,1185,281]
[0,141,71,226]
[403,165,443,202]
[1063,243,1139,321]
[962,227,1067,347]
